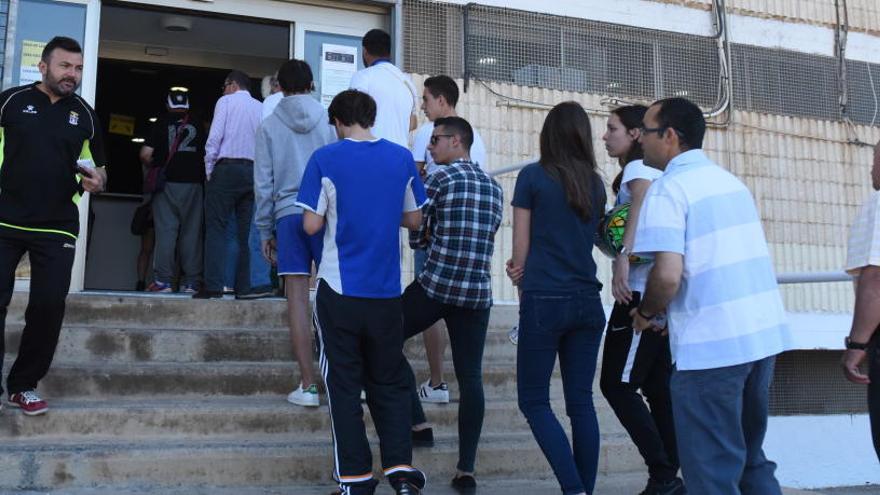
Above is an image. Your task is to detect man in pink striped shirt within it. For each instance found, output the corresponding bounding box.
[194,70,265,299]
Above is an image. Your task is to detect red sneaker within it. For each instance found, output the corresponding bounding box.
[9,390,48,416]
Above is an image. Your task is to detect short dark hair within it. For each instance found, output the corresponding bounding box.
[41,36,82,62]
[651,97,706,151]
[328,90,376,128]
[362,29,391,58]
[225,70,251,91]
[277,59,313,94]
[434,116,473,151]
[424,75,459,108]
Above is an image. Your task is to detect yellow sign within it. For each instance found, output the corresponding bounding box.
[108,113,136,137]
[20,40,46,86]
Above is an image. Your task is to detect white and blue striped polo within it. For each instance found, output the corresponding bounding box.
[634,149,792,371]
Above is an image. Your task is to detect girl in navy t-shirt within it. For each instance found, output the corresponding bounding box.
[506,101,607,495]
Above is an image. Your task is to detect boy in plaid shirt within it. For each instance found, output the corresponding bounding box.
[401,116,503,492]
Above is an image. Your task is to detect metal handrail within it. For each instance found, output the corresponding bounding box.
[777,271,852,284]
[488,159,534,177]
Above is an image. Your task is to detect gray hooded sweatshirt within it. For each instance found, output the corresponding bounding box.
[254,94,337,241]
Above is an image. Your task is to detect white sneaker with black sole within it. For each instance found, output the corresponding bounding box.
[418,379,449,404]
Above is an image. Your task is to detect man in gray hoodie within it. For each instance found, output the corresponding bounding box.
[254,59,336,407]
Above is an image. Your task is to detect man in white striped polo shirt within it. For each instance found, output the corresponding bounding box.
[842,139,880,463]
[631,97,793,494]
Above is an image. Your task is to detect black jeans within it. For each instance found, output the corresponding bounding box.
[204,159,254,293]
[0,228,75,396]
[599,294,679,482]
[402,281,490,473]
[314,281,425,494]
[870,339,880,463]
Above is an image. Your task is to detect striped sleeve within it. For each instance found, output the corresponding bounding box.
[633,181,687,255]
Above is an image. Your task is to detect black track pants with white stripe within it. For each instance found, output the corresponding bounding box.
[599,293,679,482]
[314,281,426,494]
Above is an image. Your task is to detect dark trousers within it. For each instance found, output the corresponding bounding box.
[517,290,606,495]
[204,159,254,293]
[869,340,880,462]
[0,228,75,396]
[599,294,679,482]
[314,281,425,494]
[401,281,490,473]
[671,356,782,495]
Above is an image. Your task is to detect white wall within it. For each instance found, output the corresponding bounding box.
[766,414,880,488]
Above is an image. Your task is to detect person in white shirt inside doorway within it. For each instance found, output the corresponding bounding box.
[349,29,418,148]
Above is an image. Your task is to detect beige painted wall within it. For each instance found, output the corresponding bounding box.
[406,74,880,312]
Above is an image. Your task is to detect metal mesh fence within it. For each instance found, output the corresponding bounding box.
[402,0,880,126]
[770,350,867,416]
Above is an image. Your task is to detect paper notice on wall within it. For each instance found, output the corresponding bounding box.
[320,43,358,109]
[20,40,46,86]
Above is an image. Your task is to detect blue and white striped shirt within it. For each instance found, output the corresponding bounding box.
[634,150,792,370]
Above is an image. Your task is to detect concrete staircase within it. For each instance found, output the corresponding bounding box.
[0,292,645,493]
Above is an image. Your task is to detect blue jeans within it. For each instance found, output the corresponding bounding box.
[517,290,605,495]
[223,211,271,289]
[671,355,782,495]
[204,159,253,293]
[248,211,271,288]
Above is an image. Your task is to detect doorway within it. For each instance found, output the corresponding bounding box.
[86,3,290,291]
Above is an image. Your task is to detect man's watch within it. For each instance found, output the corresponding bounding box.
[845,336,870,350]
[618,246,630,257]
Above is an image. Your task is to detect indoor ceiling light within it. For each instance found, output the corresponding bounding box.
[148,117,157,123]
[132,138,145,143]
[161,15,192,32]
[170,86,189,92]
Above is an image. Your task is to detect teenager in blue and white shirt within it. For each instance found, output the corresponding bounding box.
[633,98,792,495]
[296,90,427,495]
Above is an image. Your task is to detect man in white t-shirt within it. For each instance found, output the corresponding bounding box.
[349,29,417,148]
[261,74,282,121]
[408,75,487,405]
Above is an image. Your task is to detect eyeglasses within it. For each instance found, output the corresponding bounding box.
[429,134,454,145]
[220,81,233,91]
[638,126,684,138]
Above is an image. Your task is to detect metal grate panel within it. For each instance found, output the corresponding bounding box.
[402,0,880,126]
[770,350,868,416]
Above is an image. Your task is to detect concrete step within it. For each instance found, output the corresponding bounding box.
[0,433,643,491]
[4,323,519,364]
[7,292,521,332]
[5,480,850,495]
[0,397,626,440]
[9,473,648,494]
[32,362,567,400]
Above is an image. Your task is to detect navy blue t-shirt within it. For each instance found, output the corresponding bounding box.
[296,138,426,299]
[511,162,606,292]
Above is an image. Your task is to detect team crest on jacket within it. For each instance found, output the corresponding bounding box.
[69,111,79,125]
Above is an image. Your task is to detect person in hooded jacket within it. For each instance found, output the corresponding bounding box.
[254,59,337,407]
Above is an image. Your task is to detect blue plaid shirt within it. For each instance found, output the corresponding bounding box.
[410,159,503,309]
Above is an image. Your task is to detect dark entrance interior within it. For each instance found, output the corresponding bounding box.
[95,59,230,194]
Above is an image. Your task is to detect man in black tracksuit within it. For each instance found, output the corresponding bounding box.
[0,36,107,416]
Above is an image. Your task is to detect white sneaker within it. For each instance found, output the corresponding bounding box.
[287,383,320,407]
[418,379,449,404]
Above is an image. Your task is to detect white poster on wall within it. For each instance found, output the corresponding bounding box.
[320,43,358,108]
[19,40,46,86]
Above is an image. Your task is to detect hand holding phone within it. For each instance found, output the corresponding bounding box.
[76,158,95,177]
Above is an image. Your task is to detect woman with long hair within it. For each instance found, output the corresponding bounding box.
[506,101,607,495]
[599,105,684,495]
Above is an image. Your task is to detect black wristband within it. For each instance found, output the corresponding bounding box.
[636,306,655,320]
